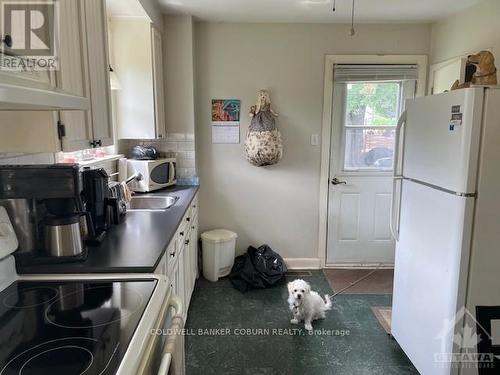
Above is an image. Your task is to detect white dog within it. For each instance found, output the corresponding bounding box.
[287,279,332,331]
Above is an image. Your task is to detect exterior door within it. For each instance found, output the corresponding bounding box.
[327,80,414,265]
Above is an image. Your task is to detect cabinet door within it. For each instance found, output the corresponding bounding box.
[58,0,92,151]
[178,249,186,317]
[151,24,166,139]
[183,232,193,304]
[0,3,55,90]
[83,0,113,147]
[111,19,155,140]
[190,214,199,281]
[171,265,179,300]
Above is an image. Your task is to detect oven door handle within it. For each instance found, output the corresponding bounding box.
[158,353,172,375]
[157,294,183,375]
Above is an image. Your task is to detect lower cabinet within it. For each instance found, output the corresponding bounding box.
[155,193,198,320]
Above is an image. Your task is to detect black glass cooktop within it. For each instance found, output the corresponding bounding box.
[0,279,157,375]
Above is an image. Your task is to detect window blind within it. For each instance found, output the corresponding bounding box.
[334,64,419,82]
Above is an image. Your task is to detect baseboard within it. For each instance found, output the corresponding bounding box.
[284,258,322,270]
[325,263,394,269]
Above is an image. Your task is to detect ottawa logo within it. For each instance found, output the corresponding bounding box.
[435,306,500,373]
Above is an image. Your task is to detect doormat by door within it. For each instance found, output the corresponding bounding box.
[371,306,392,335]
[323,269,394,294]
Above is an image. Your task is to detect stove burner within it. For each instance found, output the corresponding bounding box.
[3,287,59,309]
[44,285,144,329]
[0,338,97,375]
[20,346,94,375]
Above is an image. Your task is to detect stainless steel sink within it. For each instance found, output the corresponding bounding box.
[127,196,179,211]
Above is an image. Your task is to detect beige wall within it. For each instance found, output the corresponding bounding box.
[430,0,500,64]
[195,22,431,259]
[164,15,196,136]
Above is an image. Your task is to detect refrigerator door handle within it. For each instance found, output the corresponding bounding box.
[393,110,407,179]
[390,111,407,241]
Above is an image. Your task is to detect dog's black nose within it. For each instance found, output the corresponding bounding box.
[467,55,472,58]
[297,295,302,299]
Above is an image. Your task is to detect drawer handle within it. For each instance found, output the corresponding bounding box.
[192,226,195,230]
[186,217,190,222]
[2,34,13,48]
[185,240,190,245]
[170,252,175,257]
[179,231,184,236]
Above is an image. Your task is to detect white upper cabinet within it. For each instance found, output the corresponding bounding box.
[0,0,113,152]
[110,18,166,140]
[0,2,55,91]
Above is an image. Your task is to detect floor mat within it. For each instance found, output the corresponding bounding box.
[323,269,394,294]
[185,272,417,375]
[372,306,392,335]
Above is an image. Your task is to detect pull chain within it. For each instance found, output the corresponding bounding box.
[350,0,356,36]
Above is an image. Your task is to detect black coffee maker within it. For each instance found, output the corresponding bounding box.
[81,167,112,243]
[0,164,89,261]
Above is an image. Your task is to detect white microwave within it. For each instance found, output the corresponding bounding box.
[127,158,176,192]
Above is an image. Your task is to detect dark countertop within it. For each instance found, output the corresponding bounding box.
[16,185,199,274]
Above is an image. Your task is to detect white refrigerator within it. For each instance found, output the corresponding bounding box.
[391,87,500,375]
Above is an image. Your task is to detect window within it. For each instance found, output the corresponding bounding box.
[343,81,402,171]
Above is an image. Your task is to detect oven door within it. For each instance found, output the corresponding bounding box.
[136,288,184,375]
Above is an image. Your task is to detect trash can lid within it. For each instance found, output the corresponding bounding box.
[201,229,238,243]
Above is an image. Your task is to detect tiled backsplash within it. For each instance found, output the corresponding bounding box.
[119,133,198,185]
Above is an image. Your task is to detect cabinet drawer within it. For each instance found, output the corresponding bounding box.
[166,240,178,275]
[176,221,188,252]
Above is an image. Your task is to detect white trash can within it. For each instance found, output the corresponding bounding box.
[201,229,237,282]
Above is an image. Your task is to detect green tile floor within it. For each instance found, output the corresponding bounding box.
[185,271,418,375]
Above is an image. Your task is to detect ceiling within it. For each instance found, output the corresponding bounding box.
[158,0,481,23]
[107,0,148,18]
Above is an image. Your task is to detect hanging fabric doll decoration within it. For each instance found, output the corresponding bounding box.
[244,90,283,167]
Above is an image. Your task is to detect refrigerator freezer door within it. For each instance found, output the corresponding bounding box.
[403,88,484,194]
[392,180,474,375]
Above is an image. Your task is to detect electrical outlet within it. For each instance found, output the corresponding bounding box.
[311,134,320,146]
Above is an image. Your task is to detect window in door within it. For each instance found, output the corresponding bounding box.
[343,81,402,171]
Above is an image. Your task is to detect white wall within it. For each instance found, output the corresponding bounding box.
[429,0,500,64]
[195,22,431,260]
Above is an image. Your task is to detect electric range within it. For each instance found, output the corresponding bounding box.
[0,278,157,375]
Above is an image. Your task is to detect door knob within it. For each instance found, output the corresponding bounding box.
[331,178,347,185]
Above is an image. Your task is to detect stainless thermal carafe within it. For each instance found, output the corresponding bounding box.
[44,215,84,258]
